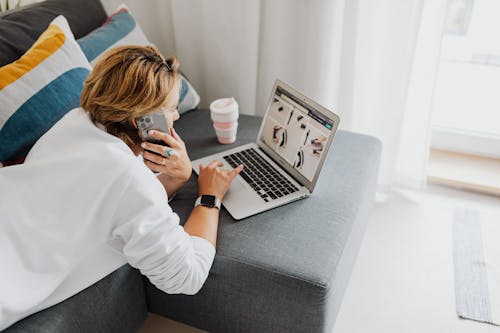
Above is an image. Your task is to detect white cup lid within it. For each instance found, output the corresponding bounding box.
[210,97,238,114]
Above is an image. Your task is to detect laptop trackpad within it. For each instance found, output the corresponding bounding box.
[223,178,247,207]
[230,177,247,192]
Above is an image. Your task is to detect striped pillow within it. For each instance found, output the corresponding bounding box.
[0,15,91,165]
[77,5,200,114]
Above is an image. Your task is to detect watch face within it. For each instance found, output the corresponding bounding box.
[201,195,216,207]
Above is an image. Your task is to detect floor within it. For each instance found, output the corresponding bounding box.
[139,185,500,333]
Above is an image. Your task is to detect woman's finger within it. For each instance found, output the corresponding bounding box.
[207,160,224,168]
[144,159,164,173]
[170,127,183,143]
[147,130,181,148]
[171,128,186,148]
[141,141,177,158]
[230,164,244,178]
[143,152,172,170]
[142,150,170,166]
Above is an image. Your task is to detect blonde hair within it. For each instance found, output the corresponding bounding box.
[80,45,180,147]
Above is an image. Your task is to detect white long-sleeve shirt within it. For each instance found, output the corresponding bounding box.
[0,108,215,330]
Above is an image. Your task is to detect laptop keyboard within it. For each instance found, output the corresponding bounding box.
[223,148,299,202]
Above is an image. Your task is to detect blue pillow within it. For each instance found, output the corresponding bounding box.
[77,6,200,114]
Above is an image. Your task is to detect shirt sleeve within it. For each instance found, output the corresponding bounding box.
[110,163,216,295]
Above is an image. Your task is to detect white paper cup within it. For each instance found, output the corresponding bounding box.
[213,120,238,129]
[210,97,239,123]
[210,97,239,144]
[214,122,238,144]
[211,111,238,123]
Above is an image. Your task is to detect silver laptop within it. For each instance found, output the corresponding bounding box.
[191,79,340,220]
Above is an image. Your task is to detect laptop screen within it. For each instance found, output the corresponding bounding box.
[258,83,338,186]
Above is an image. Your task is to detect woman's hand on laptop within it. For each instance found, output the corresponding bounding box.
[198,160,244,200]
[141,128,192,183]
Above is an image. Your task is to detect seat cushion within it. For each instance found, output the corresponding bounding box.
[4,265,147,333]
[145,110,382,332]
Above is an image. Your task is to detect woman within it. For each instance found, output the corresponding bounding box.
[0,45,242,330]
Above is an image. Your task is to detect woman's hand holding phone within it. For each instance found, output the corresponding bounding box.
[141,128,192,183]
[141,127,244,201]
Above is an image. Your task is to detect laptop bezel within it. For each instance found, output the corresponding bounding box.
[255,79,340,192]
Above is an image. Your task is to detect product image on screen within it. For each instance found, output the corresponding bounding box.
[260,87,335,181]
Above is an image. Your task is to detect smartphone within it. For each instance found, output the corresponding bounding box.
[136,112,172,146]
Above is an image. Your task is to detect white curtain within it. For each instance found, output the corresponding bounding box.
[103,0,448,192]
[340,0,448,191]
[165,0,345,119]
[396,0,449,189]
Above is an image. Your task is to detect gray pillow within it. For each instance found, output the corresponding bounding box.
[0,0,107,66]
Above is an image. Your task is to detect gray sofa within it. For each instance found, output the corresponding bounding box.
[6,110,381,332]
[1,1,381,331]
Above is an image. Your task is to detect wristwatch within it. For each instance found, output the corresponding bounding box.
[194,195,221,210]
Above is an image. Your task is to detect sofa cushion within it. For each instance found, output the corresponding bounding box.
[77,4,200,114]
[4,265,147,333]
[0,15,91,164]
[0,0,107,67]
[145,110,382,332]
